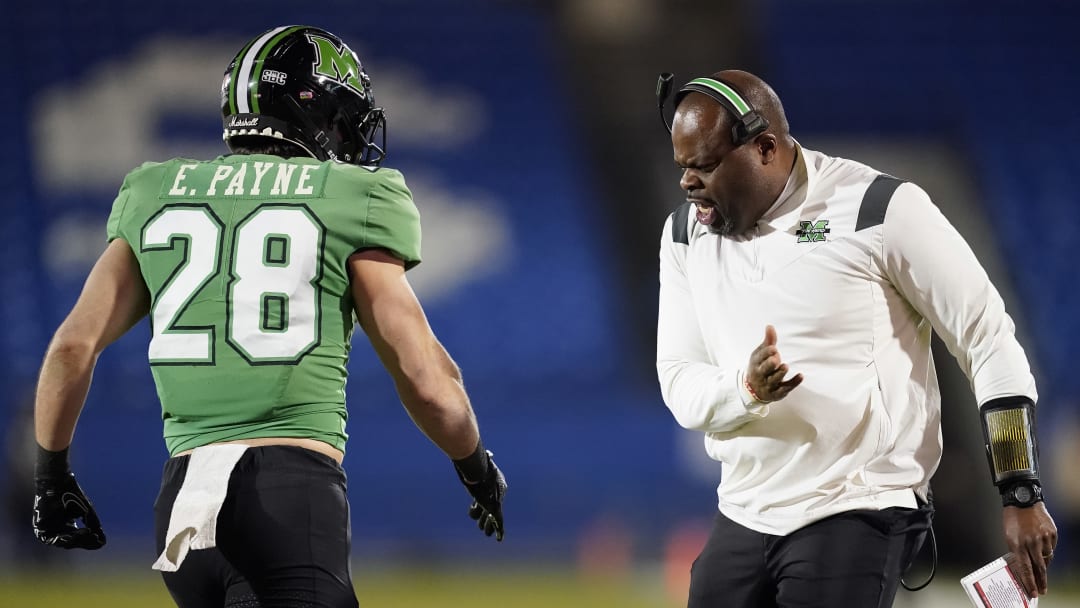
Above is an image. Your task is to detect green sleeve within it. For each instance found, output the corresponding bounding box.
[361,171,422,269]
[105,179,132,243]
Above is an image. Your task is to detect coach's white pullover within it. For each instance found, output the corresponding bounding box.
[657,145,1037,536]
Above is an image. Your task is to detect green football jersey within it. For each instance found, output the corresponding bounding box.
[106,154,421,456]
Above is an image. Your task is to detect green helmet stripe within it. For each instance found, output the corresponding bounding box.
[227,36,260,115]
[232,26,302,115]
[687,78,752,116]
[249,25,306,114]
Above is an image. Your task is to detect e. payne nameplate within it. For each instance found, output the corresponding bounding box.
[961,555,1037,608]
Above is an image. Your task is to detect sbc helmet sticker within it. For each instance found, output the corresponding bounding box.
[261,69,287,86]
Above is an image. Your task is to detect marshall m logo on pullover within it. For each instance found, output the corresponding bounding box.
[796,219,830,243]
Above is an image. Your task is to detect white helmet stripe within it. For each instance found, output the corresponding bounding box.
[235,25,292,114]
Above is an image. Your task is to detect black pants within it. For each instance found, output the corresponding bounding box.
[154,445,357,608]
[688,505,932,608]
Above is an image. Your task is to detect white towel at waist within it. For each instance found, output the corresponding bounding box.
[152,444,249,572]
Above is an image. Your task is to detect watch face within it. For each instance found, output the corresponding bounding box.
[1014,485,1034,504]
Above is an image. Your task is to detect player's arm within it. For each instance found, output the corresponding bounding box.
[33,238,150,550]
[656,212,790,432]
[36,239,149,449]
[348,248,478,457]
[881,183,1057,597]
[348,248,505,540]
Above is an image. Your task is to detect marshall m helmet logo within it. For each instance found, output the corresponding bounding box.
[307,34,367,98]
[796,219,830,243]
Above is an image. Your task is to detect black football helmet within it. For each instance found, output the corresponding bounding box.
[221,25,386,165]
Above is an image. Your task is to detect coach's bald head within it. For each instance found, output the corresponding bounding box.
[671,70,796,236]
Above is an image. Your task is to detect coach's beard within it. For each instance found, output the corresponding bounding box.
[695,201,736,236]
[705,215,736,236]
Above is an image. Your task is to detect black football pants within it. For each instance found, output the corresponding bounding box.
[688,505,931,608]
[154,445,357,608]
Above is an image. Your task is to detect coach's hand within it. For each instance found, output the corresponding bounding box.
[745,325,804,403]
[33,446,106,550]
[1003,503,1057,598]
[454,445,507,542]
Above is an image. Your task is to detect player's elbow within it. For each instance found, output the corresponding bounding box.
[47,327,99,366]
[396,354,463,409]
[397,370,467,426]
[382,333,470,424]
[403,372,451,406]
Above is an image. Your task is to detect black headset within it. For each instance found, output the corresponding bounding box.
[657,73,769,146]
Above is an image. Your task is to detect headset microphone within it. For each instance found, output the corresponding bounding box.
[656,73,675,134]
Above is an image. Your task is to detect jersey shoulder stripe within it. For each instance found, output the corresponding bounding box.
[670,202,692,244]
[855,174,905,231]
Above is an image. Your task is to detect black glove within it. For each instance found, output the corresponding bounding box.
[453,440,507,542]
[33,445,106,550]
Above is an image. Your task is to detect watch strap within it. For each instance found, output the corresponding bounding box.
[1001,481,1044,508]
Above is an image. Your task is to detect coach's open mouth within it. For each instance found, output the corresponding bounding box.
[692,200,718,226]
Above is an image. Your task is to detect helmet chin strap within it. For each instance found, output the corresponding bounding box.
[283,96,388,165]
[284,96,341,162]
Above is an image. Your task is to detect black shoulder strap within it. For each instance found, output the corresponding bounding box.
[671,202,691,244]
[856,174,905,231]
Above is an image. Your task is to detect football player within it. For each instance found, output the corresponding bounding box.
[32,25,506,607]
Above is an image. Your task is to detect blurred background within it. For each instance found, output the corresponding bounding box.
[1,0,1077,606]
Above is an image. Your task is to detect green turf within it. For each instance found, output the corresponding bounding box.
[1,567,1076,607]
[0,568,675,608]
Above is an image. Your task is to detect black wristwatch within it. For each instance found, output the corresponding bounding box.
[1002,480,1043,508]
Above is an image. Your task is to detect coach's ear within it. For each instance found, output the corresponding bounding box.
[756,133,778,165]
